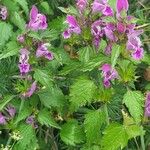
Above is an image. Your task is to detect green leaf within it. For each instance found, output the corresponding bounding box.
[40,1,53,15]
[14,103,32,124]
[58,6,78,16]
[0,41,19,60]
[78,46,95,63]
[80,54,108,72]
[123,90,144,123]
[16,0,29,16]
[0,95,15,111]
[108,0,117,10]
[60,120,85,146]
[38,109,60,129]
[84,109,106,145]
[14,124,37,150]
[69,77,97,111]
[101,123,128,150]
[38,87,65,108]
[11,12,26,31]
[34,69,53,89]
[111,44,121,68]
[0,22,12,46]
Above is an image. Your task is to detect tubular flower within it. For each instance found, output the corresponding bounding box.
[145,92,150,117]
[36,43,54,60]
[28,5,47,31]
[92,0,113,16]
[0,6,8,20]
[76,0,87,12]
[116,0,129,14]
[18,48,30,75]
[100,64,118,88]
[63,15,81,39]
[0,113,6,125]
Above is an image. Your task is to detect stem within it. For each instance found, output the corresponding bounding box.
[19,98,25,114]
[104,103,109,126]
[6,137,11,146]
[140,126,145,150]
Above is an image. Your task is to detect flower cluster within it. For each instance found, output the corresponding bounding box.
[0,5,8,20]
[0,105,16,125]
[100,64,118,88]
[63,0,144,60]
[17,6,54,98]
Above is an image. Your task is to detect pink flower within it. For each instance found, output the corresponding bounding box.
[100,64,118,88]
[105,43,112,55]
[63,15,81,39]
[104,27,116,41]
[116,0,129,14]
[117,22,126,33]
[0,6,8,20]
[92,0,113,16]
[76,0,87,11]
[6,106,16,117]
[0,113,6,125]
[17,35,25,43]
[131,47,144,60]
[18,48,30,75]
[28,5,47,31]
[24,81,37,98]
[36,43,53,60]
[91,20,104,48]
[145,92,150,117]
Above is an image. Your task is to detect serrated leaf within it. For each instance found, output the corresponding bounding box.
[14,124,37,150]
[38,87,65,108]
[123,90,144,123]
[0,41,19,60]
[16,0,29,16]
[38,109,60,129]
[14,103,32,124]
[0,95,15,111]
[111,44,121,68]
[0,22,12,46]
[84,109,106,145]
[11,12,26,31]
[34,69,53,89]
[60,120,85,146]
[69,77,97,111]
[101,123,128,150]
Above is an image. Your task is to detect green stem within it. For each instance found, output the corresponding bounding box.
[19,98,25,114]
[140,126,145,150]
[104,103,109,126]
[6,137,11,146]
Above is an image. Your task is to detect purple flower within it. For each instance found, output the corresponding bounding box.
[6,106,16,117]
[105,43,112,55]
[18,48,30,75]
[116,0,129,14]
[91,20,104,48]
[104,27,116,41]
[0,113,6,125]
[145,92,150,117]
[100,64,118,88]
[24,81,37,98]
[36,43,54,60]
[17,35,25,43]
[76,0,87,12]
[92,0,113,16]
[26,115,35,124]
[28,5,47,31]
[117,22,126,33]
[131,47,144,60]
[63,15,81,39]
[127,29,144,60]
[0,6,8,20]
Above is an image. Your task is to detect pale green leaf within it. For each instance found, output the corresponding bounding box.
[0,22,12,46]
[69,77,97,111]
[60,120,85,146]
[84,109,106,145]
[123,90,144,123]
[111,44,121,68]
[38,109,60,129]
[101,123,128,150]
